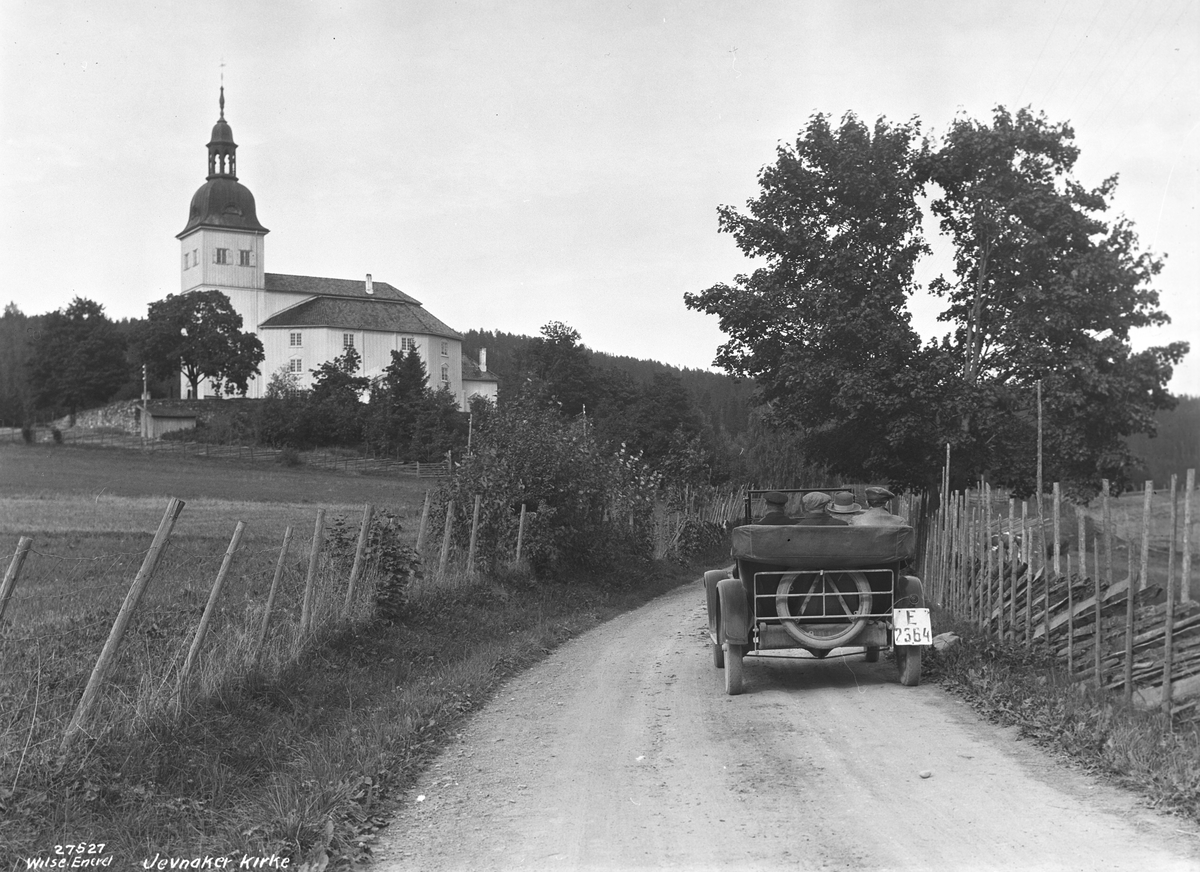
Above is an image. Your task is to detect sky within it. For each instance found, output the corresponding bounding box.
[2,0,1197,394]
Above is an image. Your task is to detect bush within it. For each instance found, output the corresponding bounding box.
[276,445,302,467]
[21,426,34,444]
[442,399,660,577]
[324,509,421,621]
[51,427,62,444]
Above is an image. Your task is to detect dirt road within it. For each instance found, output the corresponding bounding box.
[374,580,1200,871]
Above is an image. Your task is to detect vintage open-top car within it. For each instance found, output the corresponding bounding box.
[704,488,930,695]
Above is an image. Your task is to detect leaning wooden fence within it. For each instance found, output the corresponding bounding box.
[924,470,1197,718]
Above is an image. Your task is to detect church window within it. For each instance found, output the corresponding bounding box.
[441,340,448,356]
[400,337,416,353]
[239,249,252,266]
[289,333,302,348]
[288,357,303,374]
[192,250,198,267]
[440,364,449,382]
[183,252,189,270]
[215,248,229,265]
[343,333,355,349]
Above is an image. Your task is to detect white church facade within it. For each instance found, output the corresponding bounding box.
[175,89,497,408]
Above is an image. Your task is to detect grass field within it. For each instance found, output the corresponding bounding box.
[0,441,699,870]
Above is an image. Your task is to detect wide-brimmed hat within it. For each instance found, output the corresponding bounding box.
[801,492,831,513]
[828,492,863,514]
[763,491,788,507]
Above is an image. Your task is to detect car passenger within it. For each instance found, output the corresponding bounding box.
[755,491,795,525]
[796,491,841,526]
[849,486,908,527]
[826,491,864,523]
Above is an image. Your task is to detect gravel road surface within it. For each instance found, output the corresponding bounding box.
[374,579,1200,871]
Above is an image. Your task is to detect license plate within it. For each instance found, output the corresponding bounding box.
[892,608,932,646]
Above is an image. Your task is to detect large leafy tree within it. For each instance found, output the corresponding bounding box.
[27,297,130,419]
[518,321,597,415]
[925,107,1187,491]
[686,108,1187,493]
[684,112,945,488]
[140,291,264,398]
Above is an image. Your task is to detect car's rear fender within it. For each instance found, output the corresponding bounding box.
[717,576,751,645]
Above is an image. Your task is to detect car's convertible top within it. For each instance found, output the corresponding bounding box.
[731,523,916,569]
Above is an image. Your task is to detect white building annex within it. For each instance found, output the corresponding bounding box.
[175,89,497,409]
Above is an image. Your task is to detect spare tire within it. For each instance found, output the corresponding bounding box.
[775,570,872,649]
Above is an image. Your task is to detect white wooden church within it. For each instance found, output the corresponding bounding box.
[175,89,497,409]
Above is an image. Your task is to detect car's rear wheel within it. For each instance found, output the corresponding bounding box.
[723,643,744,695]
[897,645,922,686]
[775,571,872,649]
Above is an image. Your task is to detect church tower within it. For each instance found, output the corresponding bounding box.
[176,88,269,338]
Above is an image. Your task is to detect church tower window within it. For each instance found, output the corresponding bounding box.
[215,248,229,264]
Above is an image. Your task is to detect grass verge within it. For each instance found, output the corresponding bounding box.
[1,558,701,871]
[924,615,1200,824]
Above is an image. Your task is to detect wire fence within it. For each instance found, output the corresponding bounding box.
[0,500,384,790]
[923,469,1197,718]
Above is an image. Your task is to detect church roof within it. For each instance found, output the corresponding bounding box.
[462,356,499,382]
[178,178,268,237]
[260,296,462,340]
[264,273,422,305]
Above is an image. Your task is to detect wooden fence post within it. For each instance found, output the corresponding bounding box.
[515,503,527,566]
[466,494,482,577]
[1163,474,1178,716]
[62,497,185,751]
[416,491,431,553]
[0,536,33,624]
[1023,499,1031,648]
[985,485,994,637]
[252,525,292,669]
[439,500,455,580]
[1125,482,1152,701]
[176,521,246,714]
[301,509,326,637]
[1182,469,1194,603]
[343,503,373,619]
[1008,498,1017,643]
[1093,532,1102,687]
[1076,505,1087,680]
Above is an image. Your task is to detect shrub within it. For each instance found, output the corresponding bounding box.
[442,399,660,577]
[324,509,421,621]
[21,425,34,444]
[276,445,302,467]
[51,427,63,444]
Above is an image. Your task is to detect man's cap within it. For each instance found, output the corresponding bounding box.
[763,491,788,506]
[828,491,863,514]
[865,486,895,503]
[801,492,832,513]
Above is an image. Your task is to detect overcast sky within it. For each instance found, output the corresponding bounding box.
[2,0,1196,394]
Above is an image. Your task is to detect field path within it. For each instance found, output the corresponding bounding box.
[373,580,1200,871]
